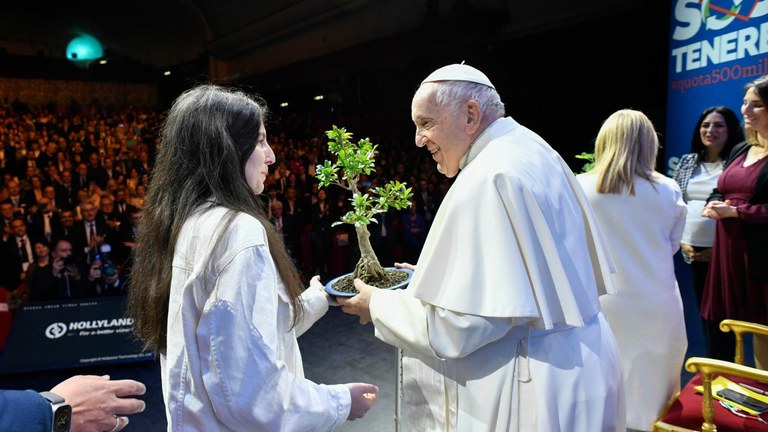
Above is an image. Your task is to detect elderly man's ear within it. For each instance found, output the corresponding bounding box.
[465,100,482,134]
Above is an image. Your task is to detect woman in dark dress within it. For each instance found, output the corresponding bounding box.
[701,75,768,367]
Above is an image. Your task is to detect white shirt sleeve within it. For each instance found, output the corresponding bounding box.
[295,287,330,337]
[370,288,526,359]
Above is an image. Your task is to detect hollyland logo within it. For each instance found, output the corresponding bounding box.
[45,322,68,339]
[44,318,134,339]
[671,0,767,75]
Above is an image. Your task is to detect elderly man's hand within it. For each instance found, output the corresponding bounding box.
[338,278,375,324]
[51,374,146,432]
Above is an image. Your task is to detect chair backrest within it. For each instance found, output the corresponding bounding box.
[654,319,768,432]
[720,319,768,367]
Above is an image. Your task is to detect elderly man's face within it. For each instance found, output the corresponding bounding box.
[81,203,97,221]
[411,84,470,178]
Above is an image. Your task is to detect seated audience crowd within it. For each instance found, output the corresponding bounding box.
[0,98,447,310]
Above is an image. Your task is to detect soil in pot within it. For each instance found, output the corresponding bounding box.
[331,268,409,295]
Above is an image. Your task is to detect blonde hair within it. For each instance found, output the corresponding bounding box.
[592,109,659,195]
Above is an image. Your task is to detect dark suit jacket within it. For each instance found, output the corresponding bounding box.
[48,184,73,211]
[1,141,19,177]
[49,224,75,247]
[26,262,85,301]
[0,234,40,290]
[88,164,109,189]
[113,201,137,224]
[28,210,62,241]
[114,220,139,269]
[75,174,90,192]
[36,151,56,169]
[0,390,53,432]
[1,217,13,237]
[57,182,78,208]
[21,189,42,209]
[71,218,111,262]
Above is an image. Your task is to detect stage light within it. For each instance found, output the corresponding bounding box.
[280,102,289,107]
[65,34,103,65]
[314,95,324,101]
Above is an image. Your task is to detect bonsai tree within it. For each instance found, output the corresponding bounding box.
[315,125,413,290]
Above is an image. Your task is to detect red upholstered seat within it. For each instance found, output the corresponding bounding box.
[655,320,768,432]
[658,372,768,431]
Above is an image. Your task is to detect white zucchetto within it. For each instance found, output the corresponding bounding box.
[421,62,495,89]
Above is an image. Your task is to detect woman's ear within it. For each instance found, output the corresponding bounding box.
[465,100,482,134]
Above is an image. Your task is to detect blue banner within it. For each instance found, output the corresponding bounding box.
[0,296,154,374]
[666,0,768,175]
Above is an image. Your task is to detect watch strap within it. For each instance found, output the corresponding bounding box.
[38,391,71,432]
[39,391,65,405]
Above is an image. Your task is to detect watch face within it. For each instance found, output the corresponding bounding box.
[53,407,71,432]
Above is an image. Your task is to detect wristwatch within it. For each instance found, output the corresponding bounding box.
[39,391,71,432]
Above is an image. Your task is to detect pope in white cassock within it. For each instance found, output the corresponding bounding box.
[338,63,626,431]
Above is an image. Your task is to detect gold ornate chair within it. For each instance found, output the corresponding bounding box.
[654,319,768,431]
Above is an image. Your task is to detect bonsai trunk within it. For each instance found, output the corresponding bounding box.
[352,224,386,282]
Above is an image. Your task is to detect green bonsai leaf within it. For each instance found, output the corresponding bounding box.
[352,192,371,209]
[575,151,595,173]
[373,182,412,210]
[316,160,340,187]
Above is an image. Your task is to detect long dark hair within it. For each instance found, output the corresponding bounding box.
[689,105,743,162]
[126,84,304,354]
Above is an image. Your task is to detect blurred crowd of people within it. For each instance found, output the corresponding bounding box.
[0,99,157,307]
[0,97,449,308]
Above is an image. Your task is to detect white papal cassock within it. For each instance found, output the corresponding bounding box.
[369,117,626,431]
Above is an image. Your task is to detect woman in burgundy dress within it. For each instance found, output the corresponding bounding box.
[701,75,768,367]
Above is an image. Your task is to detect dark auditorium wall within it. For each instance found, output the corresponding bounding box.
[244,3,671,172]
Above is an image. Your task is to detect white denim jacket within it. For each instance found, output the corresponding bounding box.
[162,205,350,431]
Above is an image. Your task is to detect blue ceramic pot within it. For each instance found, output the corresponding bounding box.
[325,267,414,297]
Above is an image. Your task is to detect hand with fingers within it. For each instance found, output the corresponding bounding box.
[346,383,379,420]
[50,375,146,432]
[702,199,738,219]
[338,279,375,324]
